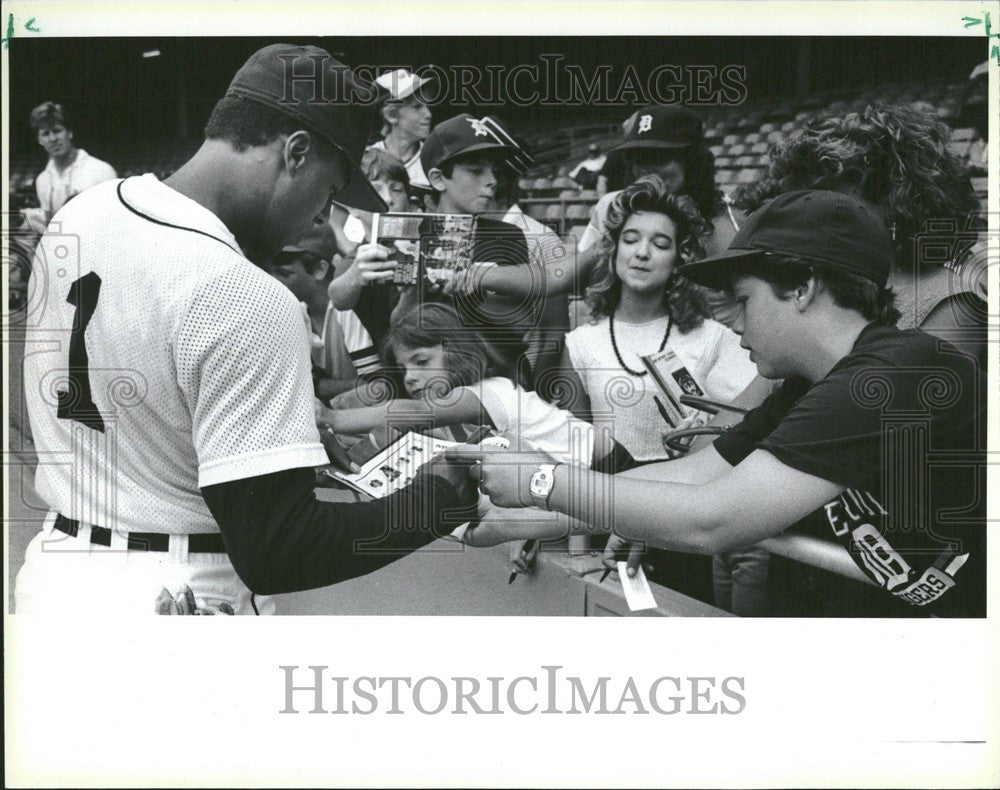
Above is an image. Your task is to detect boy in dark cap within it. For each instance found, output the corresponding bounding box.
[450,190,987,618]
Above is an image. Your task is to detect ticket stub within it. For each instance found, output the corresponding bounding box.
[618,562,658,611]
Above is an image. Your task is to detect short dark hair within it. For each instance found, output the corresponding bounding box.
[361,147,410,190]
[204,94,334,156]
[738,254,900,326]
[273,249,332,280]
[30,101,66,132]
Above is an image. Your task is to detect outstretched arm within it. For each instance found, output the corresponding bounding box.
[455,243,602,299]
[319,388,493,436]
[447,445,843,554]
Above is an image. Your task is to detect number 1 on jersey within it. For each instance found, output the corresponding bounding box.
[57,271,105,432]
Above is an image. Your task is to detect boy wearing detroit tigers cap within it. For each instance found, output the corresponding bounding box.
[17,44,476,616]
[453,189,986,617]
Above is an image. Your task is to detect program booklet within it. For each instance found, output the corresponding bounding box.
[640,348,711,427]
[323,430,460,499]
[371,212,478,287]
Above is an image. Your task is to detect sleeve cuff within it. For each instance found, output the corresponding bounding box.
[198,443,329,487]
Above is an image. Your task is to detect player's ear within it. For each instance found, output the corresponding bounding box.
[284,130,314,175]
[311,258,330,281]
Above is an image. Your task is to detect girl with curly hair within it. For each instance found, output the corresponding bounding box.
[555,176,757,606]
[732,103,986,367]
[558,176,757,463]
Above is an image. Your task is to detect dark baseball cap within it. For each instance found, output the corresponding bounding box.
[420,113,514,174]
[612,105,703,152]
[281,219,338,262]
[679,190,895,291]
[226,44,387,212]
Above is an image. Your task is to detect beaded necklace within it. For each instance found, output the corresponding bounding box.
[608,310,673,377]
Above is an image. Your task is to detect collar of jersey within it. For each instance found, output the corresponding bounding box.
[117,174,242,255]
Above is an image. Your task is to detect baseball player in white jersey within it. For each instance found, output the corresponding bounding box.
[16,44,476,616]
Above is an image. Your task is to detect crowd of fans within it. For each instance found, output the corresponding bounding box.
[11,59,990,616]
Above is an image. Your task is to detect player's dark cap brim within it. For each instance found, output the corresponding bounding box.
[612,139,695,152]
[331,162,389,213]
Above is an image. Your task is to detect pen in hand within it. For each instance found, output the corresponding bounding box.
[652,395,676,428]
[508,539,537,584]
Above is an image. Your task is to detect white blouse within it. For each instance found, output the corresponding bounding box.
[565,315,757,461]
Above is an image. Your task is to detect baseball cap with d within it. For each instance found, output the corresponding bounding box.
[226,44,387,213]
[679,190,895,291]
[420,113,514,174]
[612,104,703,152]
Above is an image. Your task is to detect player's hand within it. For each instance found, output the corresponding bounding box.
[318,426,360,474]
[353,243,398,283]
[154,585,235,615]
[441,445,557,509]
[601,534,645,579]
[443,261,498,296]
[509,538,540,574]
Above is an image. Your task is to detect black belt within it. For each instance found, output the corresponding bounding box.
[53,514,226,554]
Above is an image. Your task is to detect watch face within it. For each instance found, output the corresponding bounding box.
[530,466,554,497]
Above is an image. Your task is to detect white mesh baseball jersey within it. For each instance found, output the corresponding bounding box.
[23,174,328,535]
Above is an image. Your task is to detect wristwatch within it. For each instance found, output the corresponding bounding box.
[529,463,557,510]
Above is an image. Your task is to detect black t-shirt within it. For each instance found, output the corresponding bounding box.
[426,216,536,386]
[714,323,987,617]
[599,149,630,192]
[353,283,398,352]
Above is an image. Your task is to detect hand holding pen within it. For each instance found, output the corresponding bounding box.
[599,534,645,583]
[508,539,538,584]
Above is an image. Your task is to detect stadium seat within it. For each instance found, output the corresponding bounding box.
[971,176,988,196]
[947,140,971,158]
[545,203,564,220]
[552,176,578,189]
[565,224,588,245]
[565,204,591,221]
[737,168,764,183]
[559,189,577,200]
[716,169,737,185]
[518,178,533,192]
[577,190,598,201]
[533,177,552,191]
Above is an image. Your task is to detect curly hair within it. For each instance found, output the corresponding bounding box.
[384,303,516,389]
[732,103,980,268]
[624,141,725,223]
[586,175,711,333]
